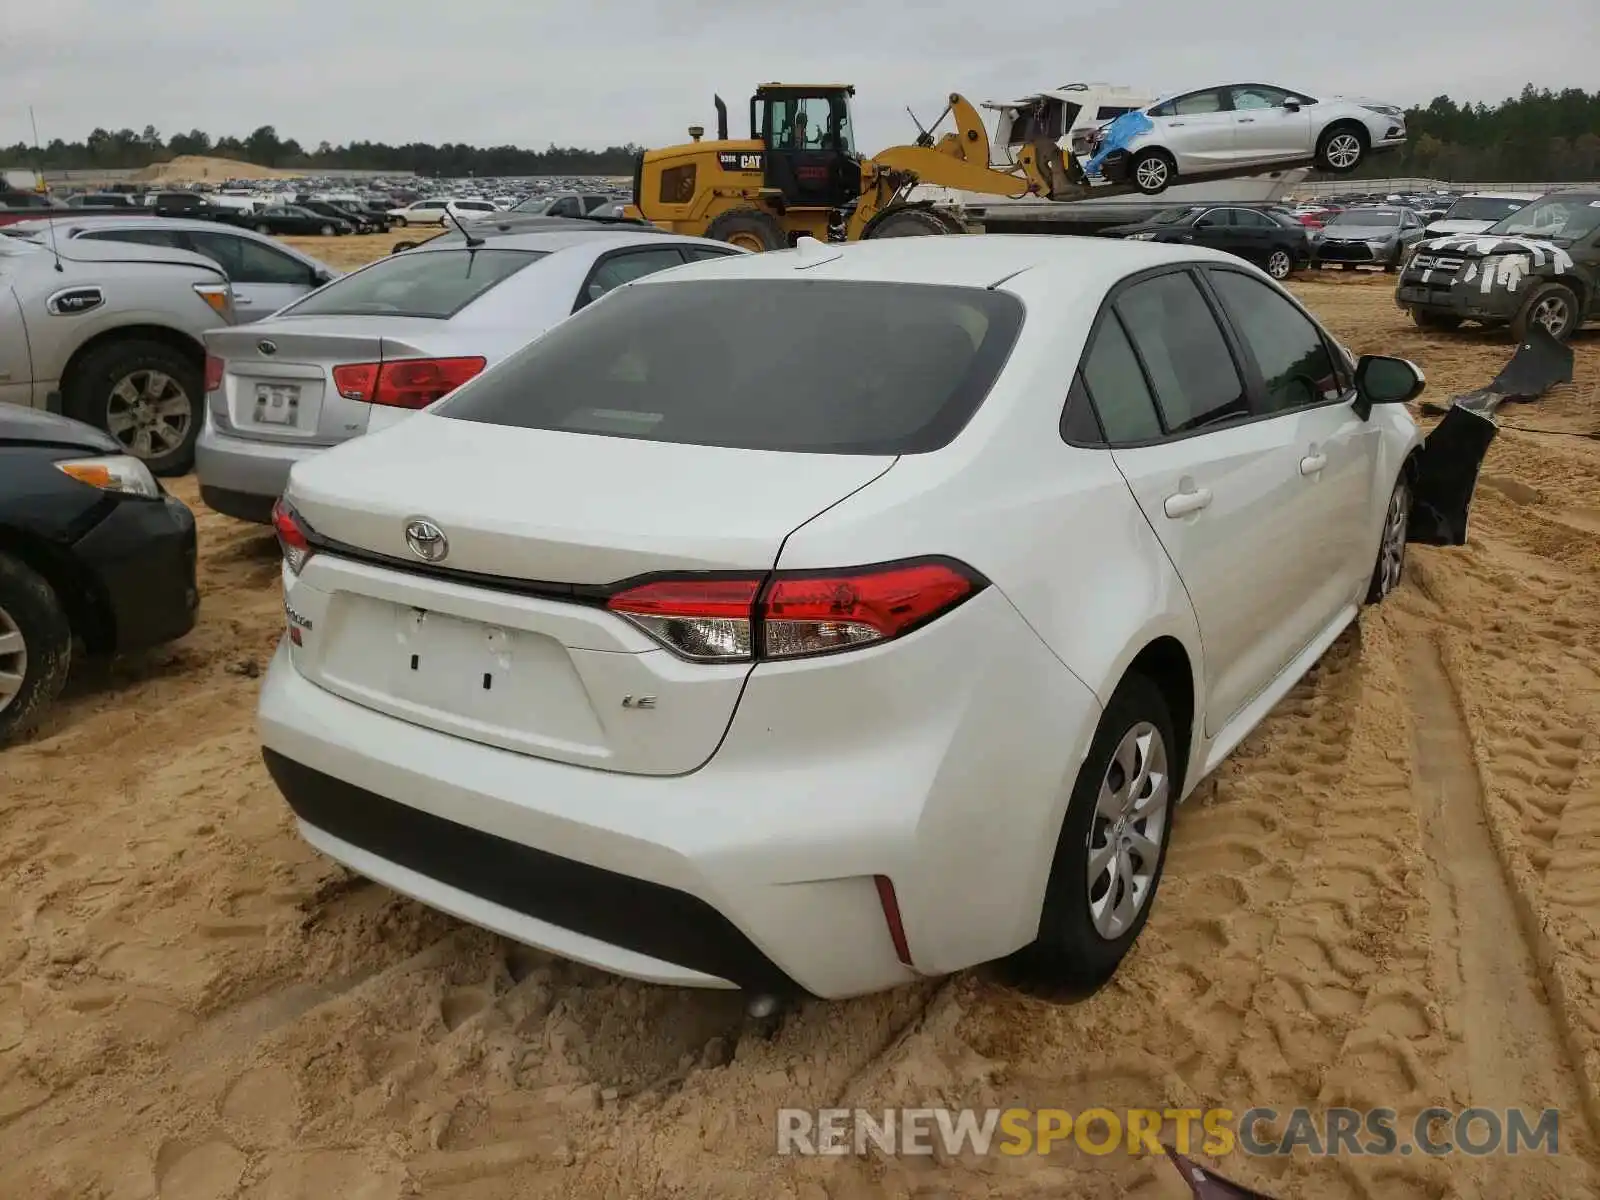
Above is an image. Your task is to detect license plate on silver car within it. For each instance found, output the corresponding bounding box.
[255,383,300,424]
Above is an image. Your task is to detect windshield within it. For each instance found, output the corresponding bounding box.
[512,197,553,214]
[279,248,546,319]
[437,279,1024,455]
[1486,195,1600,241]
[1444,197,1531,221]
[1328,208,1401,227]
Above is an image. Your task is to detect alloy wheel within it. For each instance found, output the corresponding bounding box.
[1086,722,1170,940]
[1326,134,1362,169]
[106,369,193,461]
[1267,250,1292,279]
[1377,482,1409,598]
[0,604,26,717]
[1135,158,1168,191]
[1532,295,1570,337]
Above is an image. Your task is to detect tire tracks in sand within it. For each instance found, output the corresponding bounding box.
[1406,630,1597,1196]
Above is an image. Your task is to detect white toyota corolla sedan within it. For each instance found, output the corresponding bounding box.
[259,234,1426,1001]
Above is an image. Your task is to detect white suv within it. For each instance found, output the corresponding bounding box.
[259,235,1429,1001]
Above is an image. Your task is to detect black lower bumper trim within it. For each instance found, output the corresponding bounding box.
[200,485,277,525]
[261,749,805,995]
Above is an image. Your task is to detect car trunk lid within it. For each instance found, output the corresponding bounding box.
[205,316,442,446]
[281,414,897,773]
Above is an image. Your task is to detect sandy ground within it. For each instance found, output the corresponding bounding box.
[2,250,1599,1199]
[132,158,302,184]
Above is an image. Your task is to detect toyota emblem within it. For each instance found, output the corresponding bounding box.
[257,339,278,356]
[405,519,448,563]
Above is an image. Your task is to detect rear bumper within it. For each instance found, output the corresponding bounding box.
[196,417,325,524]
[257,586,1104,999]
[73,494,199,654]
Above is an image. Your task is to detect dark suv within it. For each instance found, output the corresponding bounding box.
[1396,190,1600,341]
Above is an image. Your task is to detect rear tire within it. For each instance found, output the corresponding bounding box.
[1316,123,1368,173]
[0,553,73,748]
[1008,673,1178,996]
[704,206,787,252]
[1130,149,1174,195]
[64,338,202,476]
[1511,282,1580,343]
[864,207,954,238]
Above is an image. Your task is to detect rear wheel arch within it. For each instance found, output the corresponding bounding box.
[1124,637,1197,798]
[0,526,115,654]
[59,324,205,404]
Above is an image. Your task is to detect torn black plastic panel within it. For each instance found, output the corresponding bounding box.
[1420,326,1574,418]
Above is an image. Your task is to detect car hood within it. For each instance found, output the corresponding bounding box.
[0,404,120,453]
[1319,224,1400,240]
[1425,219,1495,236]
[1417,234,1573,268]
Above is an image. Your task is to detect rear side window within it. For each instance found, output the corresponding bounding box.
[281,248,545,319]
[438,279,1025,455]
[1114,272,1247,433]
[1079,313,1163,443]
[85,228,184,249]
[579,248,688,308]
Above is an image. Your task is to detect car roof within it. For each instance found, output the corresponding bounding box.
[410,225,731,255]
[631,232,1244,291]
[1461,191,1542,201]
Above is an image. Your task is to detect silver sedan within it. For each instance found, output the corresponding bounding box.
[197,225,744,523]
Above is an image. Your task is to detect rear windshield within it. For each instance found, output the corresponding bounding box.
[436,278,1025,455]
[280,248,546,319]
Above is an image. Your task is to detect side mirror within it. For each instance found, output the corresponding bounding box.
[1354,354,1425,418]
[1283,98,1302,111]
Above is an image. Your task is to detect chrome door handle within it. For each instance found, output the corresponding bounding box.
[1300,453,1327,476]
[1169,121,1186,127]
[1163,488,1213,518]
[1238,118,1256,123]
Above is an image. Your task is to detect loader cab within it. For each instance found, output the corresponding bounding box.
[752,84,863,210]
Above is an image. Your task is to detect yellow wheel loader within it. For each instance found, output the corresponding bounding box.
[623,84,1085,248]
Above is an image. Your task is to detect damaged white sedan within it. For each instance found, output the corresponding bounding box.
[1085,83,1408,194]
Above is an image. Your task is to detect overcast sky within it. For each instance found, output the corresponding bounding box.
[5,0,1598,152]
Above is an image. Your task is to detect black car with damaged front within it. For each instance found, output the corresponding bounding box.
[1397,191,1600,341]
[0,406,199,744]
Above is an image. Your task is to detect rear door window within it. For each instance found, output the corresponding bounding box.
[185,230,314,285]
[83,228,185,249]
[1114,271,1248,433]
[438,278,1025,455]
[280,248,546,319]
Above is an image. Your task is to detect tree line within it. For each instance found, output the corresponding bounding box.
[7,85,1599,181]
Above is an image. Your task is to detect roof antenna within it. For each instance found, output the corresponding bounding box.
[444,204,484,249]
[29,106,63,272]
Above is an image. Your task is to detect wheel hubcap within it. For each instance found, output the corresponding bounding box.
[1379,483,1409,596]
[0,604,27,716]
[1533,297,1568,335]
[1268,251,1291,278]
[105,370,192,460]
[1136,160,1167,189]
[1087,722,1170,940]
[1327,135,1361,168]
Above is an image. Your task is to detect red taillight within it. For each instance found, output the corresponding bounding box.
[330,357,487,409]
[604,558,984,662]
[204,353,224,393]
[271,497,313,576]
[331,362,379,402]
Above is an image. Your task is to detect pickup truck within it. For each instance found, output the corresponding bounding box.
[0,234,237,474]
[1396,190,1600,341]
